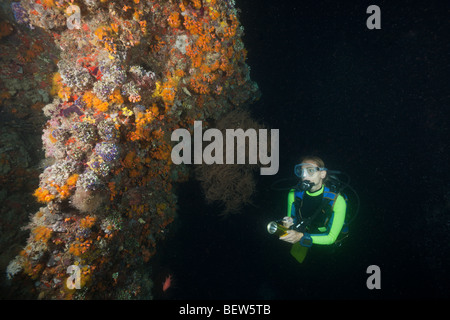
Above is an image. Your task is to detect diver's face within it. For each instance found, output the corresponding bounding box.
[300,162,327,192]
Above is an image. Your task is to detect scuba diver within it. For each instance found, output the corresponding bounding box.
[268,156,353,263]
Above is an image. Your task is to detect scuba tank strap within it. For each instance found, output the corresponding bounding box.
[295,197,330,232]
[287,189,304,219]
[323,187,339,208]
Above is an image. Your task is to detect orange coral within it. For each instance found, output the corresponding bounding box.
[223,14,239,38]
[189,76,210,94]
[123,151,136,167]
[156,203,167,216]
[50,72,62,96]
[33,226,53,244]
[180,12,242,97]
[151,142,171,161]
[128,94,141,103]
[94,26,109,41]
[69,240,92,256]
[58,86,72,101]
[108,181,117,201]
[110,23,119,34]
[80,215,97,229]
[184,16,202,35]
[109,89,124,105]
[41,0,55,8]
[34,187,55,203]
[51,72,73,101]
[43,181,71,200]
[160,82,176,104]
[66,174,79,186]
[167,12,180,28]
[192,0,202,10]
[58,184,70,199]
[95,100,109,112]
[209,9,220,20]
[129,169,141,178]
[150,35,166,53]
[82,91,109,112]
[128,104,163,141]
[94,26,119,53]
[139,20,147,34]
[174,69,185,78]
[196,34,212,52]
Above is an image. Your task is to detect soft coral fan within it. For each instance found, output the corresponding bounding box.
[10,0,260,299]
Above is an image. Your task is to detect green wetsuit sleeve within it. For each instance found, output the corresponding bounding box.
[287,189,295,217]
[310,194,346,245]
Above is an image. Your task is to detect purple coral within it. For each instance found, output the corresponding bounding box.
[77,170,101,191]
[11,2,29,25]
[97,120,119,141]
[94,142,120,162]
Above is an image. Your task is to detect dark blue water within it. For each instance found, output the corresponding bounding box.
[153,0,450,300]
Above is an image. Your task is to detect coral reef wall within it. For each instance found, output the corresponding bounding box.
[1,2,59,298]
[5,0,259,299]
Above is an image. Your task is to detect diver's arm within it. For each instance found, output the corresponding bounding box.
[285,189,301,225]
[287,189,295,218]
[307,195,346,245]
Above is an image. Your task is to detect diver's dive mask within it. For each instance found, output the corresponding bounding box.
[294,163,327,179]
[294,163,326,191]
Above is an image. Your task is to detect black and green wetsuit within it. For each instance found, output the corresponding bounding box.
[287,185,347,246]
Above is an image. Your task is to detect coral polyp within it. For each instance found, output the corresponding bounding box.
[6,0,260,299]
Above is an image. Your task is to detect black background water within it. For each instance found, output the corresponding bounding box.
[153,0,450,300]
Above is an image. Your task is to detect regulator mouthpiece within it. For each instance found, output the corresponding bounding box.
[299,180,315,191]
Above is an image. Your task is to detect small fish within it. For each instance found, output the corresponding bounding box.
[162,274,172,292]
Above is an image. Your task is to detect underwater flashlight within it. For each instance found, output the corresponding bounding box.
[267,221,289,237]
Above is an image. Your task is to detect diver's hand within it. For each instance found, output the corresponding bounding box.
[279,230,303,244]
[282,216,294,228]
